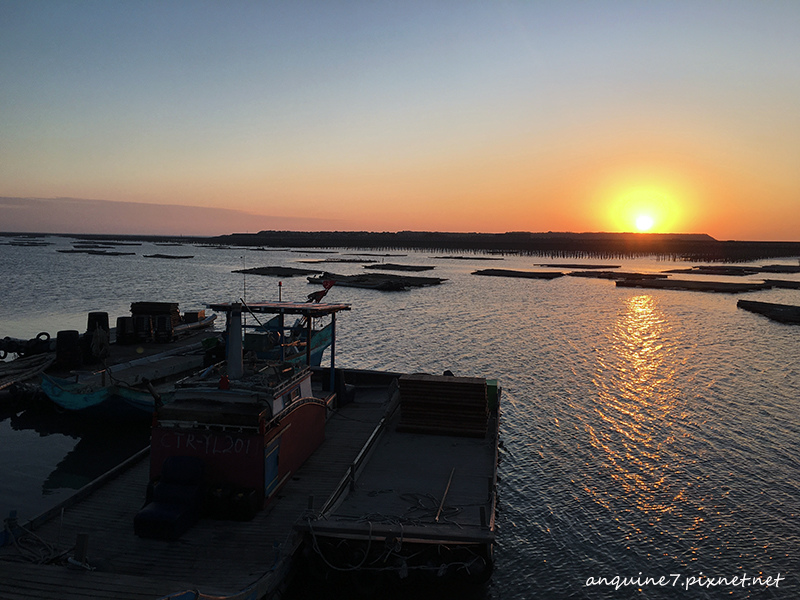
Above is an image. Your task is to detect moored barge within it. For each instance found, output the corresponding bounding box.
[296,372,501,590]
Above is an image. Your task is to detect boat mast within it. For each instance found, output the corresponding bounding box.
[227,303,244,379]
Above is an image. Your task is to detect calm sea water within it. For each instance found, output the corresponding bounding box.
[1,236,798,599]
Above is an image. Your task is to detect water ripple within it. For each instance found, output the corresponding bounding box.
[2,245,798,599]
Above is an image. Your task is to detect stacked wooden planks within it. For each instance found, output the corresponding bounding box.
[396,373,488,437]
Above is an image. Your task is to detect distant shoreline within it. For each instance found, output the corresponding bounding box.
[3,230,800,262]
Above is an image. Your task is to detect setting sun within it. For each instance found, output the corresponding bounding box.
[588,165,699,235]
[635,214,655,232]
[596,179,689,234]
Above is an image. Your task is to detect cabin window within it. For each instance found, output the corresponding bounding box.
[289,387,301,403]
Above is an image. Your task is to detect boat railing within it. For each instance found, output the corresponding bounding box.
[156,420,263,433]
[60,341,208,385]
[317,384,401,517]
[15,446,150,533]
[264,396,328,431]
[486,404,501,531]
[156,394,327,433]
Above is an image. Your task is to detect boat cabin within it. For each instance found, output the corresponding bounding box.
[136,301,350,539]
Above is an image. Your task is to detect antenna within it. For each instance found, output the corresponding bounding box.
[241,255,247,302]
[241,255,246,327]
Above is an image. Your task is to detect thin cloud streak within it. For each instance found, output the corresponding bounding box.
[0,197,340,236]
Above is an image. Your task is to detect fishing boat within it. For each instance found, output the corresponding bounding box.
[134,300,351,539]
[40,339,216,420]
[38,306,218,420]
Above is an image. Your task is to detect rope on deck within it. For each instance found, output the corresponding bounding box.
[1,514,71,566]
[0,353,56,390]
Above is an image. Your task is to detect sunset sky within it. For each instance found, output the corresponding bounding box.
[2,1,799,240]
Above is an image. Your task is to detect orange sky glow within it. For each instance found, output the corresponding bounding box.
[2,2,799,241]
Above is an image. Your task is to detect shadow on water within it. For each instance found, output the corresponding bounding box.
[5,399,150,496]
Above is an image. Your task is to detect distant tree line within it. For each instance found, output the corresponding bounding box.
[209,231,800,262]
[12,230,798,262]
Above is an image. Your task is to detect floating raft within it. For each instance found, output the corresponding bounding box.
[763,279,800,289]
[616,278,771,293]
[663,266,762,276]
[57,249,136,256]
[535,263,621,269]
[737,300,800,324]
[472,269,564,279]
[307,272,446,290]
[664,264,800,276]
[760,264,800,273]
[233,266,322,277]
[143,254,194,259]
[295,258,377,264]
[432,255,504,261]
[343,253,407,257]
[568,271,668,280]
[363,263,435,272]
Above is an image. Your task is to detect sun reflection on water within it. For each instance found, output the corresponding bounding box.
[585,294,687,516]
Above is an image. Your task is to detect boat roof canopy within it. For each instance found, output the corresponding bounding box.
[208,301,351,318]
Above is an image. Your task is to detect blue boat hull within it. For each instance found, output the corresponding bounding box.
[40,374,169,420]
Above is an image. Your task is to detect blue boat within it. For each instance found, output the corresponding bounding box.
[40,341,211,419]
[40,374,177,420]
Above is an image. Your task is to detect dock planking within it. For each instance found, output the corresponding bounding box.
[295,373,499,586]
[0,389,391,600]
[306,406,497,542]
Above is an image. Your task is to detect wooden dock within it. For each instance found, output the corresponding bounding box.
[0,387,392,600]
